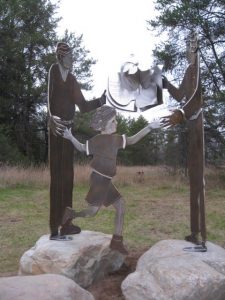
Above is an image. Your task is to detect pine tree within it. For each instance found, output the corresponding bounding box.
[148,0,225,164]
[0,0,96,163]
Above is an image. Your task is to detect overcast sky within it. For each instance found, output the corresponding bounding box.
[55,0,171,120]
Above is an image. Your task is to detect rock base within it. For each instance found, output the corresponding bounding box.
[0,274,94,300]
[19,230,125,288]
[122,239,225,300]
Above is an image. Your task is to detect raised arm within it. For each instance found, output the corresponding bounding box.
[163,74,186,102]
[126,119,162,146]
[63,128,86,153]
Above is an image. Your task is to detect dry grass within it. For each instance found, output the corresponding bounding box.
[0,164,224,190]
[0,165,49,188]
[0,164,188,188]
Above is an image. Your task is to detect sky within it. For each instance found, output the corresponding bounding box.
[55,0,171,120]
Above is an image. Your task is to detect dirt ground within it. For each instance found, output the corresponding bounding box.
[88,248,148,300]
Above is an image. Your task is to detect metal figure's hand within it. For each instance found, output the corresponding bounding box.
[162,110,184,127]
[49,115,66,136]
[148,118,163,129]
[162,75,169,89]
[100,90,106,105]
[63,128,73,141]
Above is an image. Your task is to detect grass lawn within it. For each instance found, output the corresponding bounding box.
[0,165,225,274]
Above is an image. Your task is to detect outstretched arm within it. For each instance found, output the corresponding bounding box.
[74,79,106,113]
[163,75,185,102]
[63,128,86,152]
[126,119,162,146]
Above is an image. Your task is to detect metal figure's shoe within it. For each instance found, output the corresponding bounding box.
[110,234,129,255]
[60,207,81,235]
[60,223,81,235]
[185,233,201,245]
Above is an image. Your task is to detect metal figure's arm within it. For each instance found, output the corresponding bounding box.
[126,120,162,146]
[163,74,186,102]
[47,65,53,119]
[47,65,67,136]
[162,52,201,127]
[182,53,201,119]
[74,81,106,113]
[63,128,86,152]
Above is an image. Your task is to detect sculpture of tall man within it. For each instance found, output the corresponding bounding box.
[163,34,206,247]
[48,42,106,240]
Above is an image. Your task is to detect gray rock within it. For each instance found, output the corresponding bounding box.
[19,230,125,288]
[0,274,94,300]
[122,239,225,300]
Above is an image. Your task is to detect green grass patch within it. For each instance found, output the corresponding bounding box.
[1,178,225,274]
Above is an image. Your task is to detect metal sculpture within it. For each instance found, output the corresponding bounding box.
[163,33,207,252]
[60,105,162,254]
[47,42,106,241]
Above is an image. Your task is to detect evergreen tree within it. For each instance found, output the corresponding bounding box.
[127,116,150,165]
[117,115,164,165]
[148,0,225,164]
[0,0,58,162]
[0,0,96,163]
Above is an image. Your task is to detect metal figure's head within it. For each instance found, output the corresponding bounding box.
[186,32,199,64]
[90,106,117,133]
[56,42,73,70]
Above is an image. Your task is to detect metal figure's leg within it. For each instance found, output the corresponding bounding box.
[112,198,125,236]
[75,205,100,217]
[60,205,99,236]
[110,198,128,255]
[200,187,207,244]
[184,186,207,253]
[61,205,99,225]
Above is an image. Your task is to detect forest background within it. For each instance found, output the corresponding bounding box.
[0,0,224,169]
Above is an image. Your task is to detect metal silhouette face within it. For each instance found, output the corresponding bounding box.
[62,52,73,70]
[102,116,117,134]
[186,32,198,64]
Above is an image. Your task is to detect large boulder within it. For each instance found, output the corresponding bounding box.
[0,274,94,300]
[122,239,225,300]
[19,230,125,288]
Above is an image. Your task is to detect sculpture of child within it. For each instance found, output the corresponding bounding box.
[60,105,162,255]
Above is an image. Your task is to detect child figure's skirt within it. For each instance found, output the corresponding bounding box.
[85,172,121,207]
